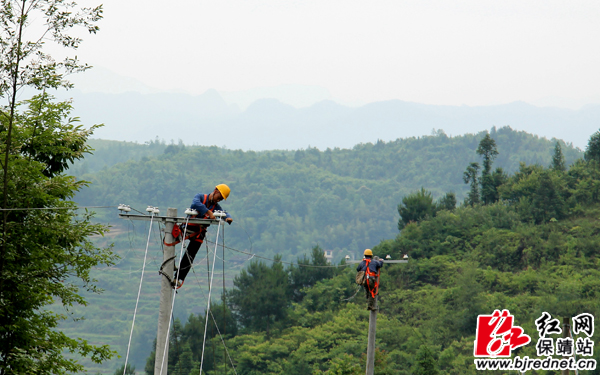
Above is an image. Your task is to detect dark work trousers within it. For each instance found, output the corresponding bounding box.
[365,278,377,310]
[176,230,206,282]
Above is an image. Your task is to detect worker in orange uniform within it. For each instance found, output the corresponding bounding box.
[174,184,233,289]
[356,249,383,310]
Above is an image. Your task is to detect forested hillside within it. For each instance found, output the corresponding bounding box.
[69,138,168,175]
[63,127,585,374]
[142,131,600,375]
[76,126,580,263]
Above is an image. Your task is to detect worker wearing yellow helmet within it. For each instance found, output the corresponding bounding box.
[175,184,233,288]
[356,249,384,311]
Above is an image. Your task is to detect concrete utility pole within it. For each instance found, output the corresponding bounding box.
[365,297,378,375]
[118,206,222,375]
[155,207,176,375]
[562,316,570,375]
[348,256,408,375]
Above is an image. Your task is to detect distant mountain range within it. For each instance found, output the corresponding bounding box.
[56,88,598,151]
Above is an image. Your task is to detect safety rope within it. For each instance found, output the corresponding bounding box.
[158,216,191,375]
[122,210,155,375]
[341,285,362,301]
[199,219,223,375]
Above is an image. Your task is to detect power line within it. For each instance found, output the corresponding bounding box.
[200,221,223,375]
[0,205,116,211]
[189,263,238,375]
[123,211,156,375]
[203,239,353,269]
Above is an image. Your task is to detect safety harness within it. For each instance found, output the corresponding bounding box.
[364,258,380,299]
[163,194,217,246]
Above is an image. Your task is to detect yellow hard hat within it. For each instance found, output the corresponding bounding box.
[216,184,230,200]
[364,249,373,256]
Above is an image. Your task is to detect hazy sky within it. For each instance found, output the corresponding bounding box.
[68,0,600,108]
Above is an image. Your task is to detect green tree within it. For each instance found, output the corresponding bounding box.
[398,188,437,229]
[531,171,566,223]
[0,1,114,373]
[551,141,566,171]
[319,354,361,375]
[176,343,195,375]
[584,130,600,163]
[227,256,290,336]
[476,133,499,175]
[113,363,135,375]
[436,192,456,211]
[413,345,439,375]
[477,134,500,204]
[463,162,480,206]
[0,94,115,375]
[288,245,335,302]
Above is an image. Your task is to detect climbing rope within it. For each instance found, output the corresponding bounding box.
[122,210,156,375]
[341,285,362,301]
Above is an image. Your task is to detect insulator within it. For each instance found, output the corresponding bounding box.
[118,204,126,211]
[185,208,198,216]
[213,211,227,218]
[386,255,392,260]
[152,207,160,214]
[146,206,154,212]
[123,205,131,212]
[403,254,409,259]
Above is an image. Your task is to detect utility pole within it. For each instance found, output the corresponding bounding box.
[365,297,378,375]
[118,206,223,375]
[562,316,570,375]
[348,255,408,375]
[155,207,176,375]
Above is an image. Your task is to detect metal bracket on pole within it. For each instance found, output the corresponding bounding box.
[118,212,219,225]
[346,259,408,264]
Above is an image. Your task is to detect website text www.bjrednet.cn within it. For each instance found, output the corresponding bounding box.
[475,356,597,372]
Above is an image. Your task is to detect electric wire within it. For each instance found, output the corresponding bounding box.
[234,220,253,254]
[129,206,148,215]
[203,239,353,269]
[122,210,155,375]
[117,208,346,374]
[189,271,239,375]
[0,205,116,211]
[199,220,223,375]
[222,222,227,374]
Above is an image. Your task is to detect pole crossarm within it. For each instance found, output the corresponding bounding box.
[118,213,220,225]
[347,259,408,264]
